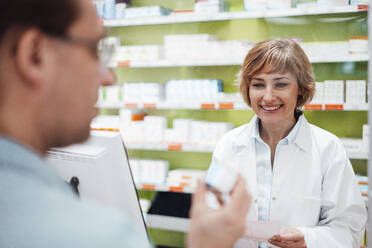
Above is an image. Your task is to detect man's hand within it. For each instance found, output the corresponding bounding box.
[187,175,252,248]
[268,228,306,248]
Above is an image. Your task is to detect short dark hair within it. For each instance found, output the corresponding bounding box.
[0,0,80,44]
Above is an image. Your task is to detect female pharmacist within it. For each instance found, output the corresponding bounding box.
[205,38,367,248]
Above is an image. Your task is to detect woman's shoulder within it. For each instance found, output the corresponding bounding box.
[218,122,253,144]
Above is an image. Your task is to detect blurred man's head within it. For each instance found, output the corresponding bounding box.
[0,0,114,152]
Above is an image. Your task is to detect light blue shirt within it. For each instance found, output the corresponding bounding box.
[0,136,151,248]
[252,116,302,248]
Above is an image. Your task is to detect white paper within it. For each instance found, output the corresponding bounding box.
[243,221,281,241]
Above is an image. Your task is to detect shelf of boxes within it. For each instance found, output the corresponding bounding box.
[104,6,365,27]
[127,143,215,153]
[125,138,368,159]
[97,102,369,111]
[136,183,195,194]
[137,173,368,196]
[112,53,368,68]
[145,214,189,232]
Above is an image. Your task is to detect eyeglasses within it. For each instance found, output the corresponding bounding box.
[50,35,116,68]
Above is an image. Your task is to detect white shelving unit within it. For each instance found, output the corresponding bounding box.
[124,138,368,160]
[97,102,369,111]
[111,53,368,69]
[104,6,365,27]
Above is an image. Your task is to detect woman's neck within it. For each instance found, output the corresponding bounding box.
[259,117,297,148]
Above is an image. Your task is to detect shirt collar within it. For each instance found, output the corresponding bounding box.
[233,114,311,152]
[251,114,304,146]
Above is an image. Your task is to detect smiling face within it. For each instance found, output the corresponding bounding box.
[249,68,300,126]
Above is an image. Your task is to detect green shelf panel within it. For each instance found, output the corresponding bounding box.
[351,159,367,176]
[148,228,185,247]
[128,149,212,171]
[131,0,244,11]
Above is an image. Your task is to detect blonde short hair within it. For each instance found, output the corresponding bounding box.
[238,38,315,109]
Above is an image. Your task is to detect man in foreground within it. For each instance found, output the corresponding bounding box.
[0,0,251,247]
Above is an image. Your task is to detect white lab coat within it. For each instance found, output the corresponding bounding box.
[206,115,367,248]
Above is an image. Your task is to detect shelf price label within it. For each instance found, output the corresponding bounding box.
[304,104,323,110]
[201,103,215,109]
[324,104,343,111]
[90,128,120,132]
[219,102,234,109]
[168,143,182,151]
[124,103,138,108]
[169,186,184,192]
[117,60,131,67]
[143,103,157,109]
[141,184,156,191]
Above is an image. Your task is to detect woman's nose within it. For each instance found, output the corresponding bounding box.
[262,87,275,102]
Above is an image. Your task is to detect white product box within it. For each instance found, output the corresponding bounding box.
[267,0,295,9]
[167,169,206,187]
[144,116,167,144]
[310,82,324,104]
[349,37,368,54]
[363,124,369,153]
[90,115,120,130]
[164,128,177,143]
[190,121,207,145]
[244,0,267,10]
[194,0,226,13]
[173,119,193,144]
[341,138,364,154]
[124,6,166,18]
[345,80,366,104]
[317,0,349,5]
[141,82,163,103]
[104,85,121,104]
[114,45,163,62]
[350,0,369,4]
[300,42,349,62]
[122,121,145,144]
[123,83,141,102]
[139,159,169,185]
[324,80,344,104]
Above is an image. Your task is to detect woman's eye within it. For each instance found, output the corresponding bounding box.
[252,83,264,88]
[276,83,288,88]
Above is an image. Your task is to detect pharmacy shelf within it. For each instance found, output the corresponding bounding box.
[126,140,368,159]
[136,183,195,194]
[97,102,369,111]
[104,6,365,27]
[126,143,215,153]
[145,214,189,232]
[112,53,368,68]
[97,101,247,110]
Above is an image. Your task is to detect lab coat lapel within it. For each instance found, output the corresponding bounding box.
[233,118,258,221]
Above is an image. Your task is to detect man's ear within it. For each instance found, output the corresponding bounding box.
[15,28,49,88]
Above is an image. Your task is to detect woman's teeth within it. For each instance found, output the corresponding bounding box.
[262,105,281,111]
